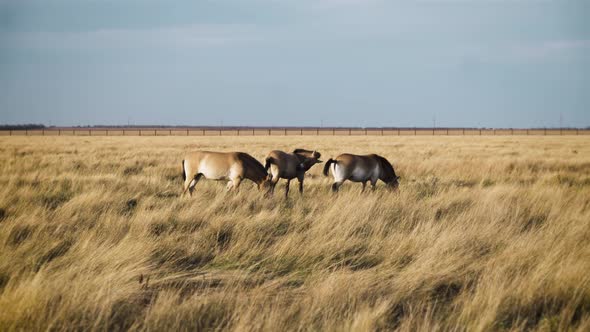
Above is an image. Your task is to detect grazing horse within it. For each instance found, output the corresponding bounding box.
[264,149,322,197]
[323,153,400,192]
[182,151,271,196]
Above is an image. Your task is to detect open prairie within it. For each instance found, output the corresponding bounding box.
[0,136,589,331]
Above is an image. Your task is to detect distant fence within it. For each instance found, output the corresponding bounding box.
[0,128,589,137]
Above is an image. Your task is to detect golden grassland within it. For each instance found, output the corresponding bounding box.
[0,136,589,331]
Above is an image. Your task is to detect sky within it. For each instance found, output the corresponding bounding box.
[0,0,589,128]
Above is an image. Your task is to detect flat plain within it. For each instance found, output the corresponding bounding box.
[0,136,589,331]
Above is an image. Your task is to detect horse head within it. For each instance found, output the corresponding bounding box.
[386,175,401,191]
[294,149,323,171]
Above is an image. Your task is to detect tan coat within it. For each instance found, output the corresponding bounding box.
[182,151,270,196]
[264,149,322,197]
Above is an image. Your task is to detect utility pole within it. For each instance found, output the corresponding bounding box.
[560,113,563,135]
[433,115,436,135]
[559,113,563,129]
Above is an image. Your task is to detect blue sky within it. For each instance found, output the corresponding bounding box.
[0,0,589,128]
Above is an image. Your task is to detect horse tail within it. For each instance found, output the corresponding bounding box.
[323,158,335,176]
[264,157,274,171]
[181,160,186,181]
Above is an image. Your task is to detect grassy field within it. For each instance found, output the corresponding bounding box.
[0,136,589,331]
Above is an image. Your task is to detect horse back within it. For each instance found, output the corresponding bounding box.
[331,154,380,180]
[183,151,240,179]
[266,150,300,175]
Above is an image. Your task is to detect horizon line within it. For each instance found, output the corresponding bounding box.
[2,124,590,130]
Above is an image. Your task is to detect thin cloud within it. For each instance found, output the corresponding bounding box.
[312,0,381,9]
[458,40,590,63]
[0,24,263,51]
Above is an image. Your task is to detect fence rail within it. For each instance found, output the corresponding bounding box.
[0,128,588,137]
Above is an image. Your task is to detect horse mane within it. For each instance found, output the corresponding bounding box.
[238,153,268,182]
[293,148,311,154]
[375,155,397,183]
[293,148,321,159]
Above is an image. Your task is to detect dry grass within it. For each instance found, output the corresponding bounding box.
[0,136,589,331]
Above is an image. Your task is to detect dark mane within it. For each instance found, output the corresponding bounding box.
[293,148,312,154]
[238,152,268,182]
[375,155,397,183]
[293,148,321,159]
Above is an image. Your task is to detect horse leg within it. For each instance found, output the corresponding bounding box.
[232,177,243,191]
[285,179,291,198]
[183,174,202,197]
[370,178,377,191]
[270,175,280,195]
[297,174,304,195]
[362,181,367,193]
[331,181,343,192]
[182,179,193,196]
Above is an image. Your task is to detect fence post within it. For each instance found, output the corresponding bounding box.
[333,128,335,136]
[285,128,287,136]
[544,128,546,135]
[479,129,481,136]
[577,129,579,135]
[349,128,352,135]
[414,128,416,135]
[397,129,400,136]
[9,130,12,136]
[446,129,449,135]
[300,129,303,136]
[365,129,367,136]
[186,129,189,136]
[526,129,529,136]
[268,129,271,136]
